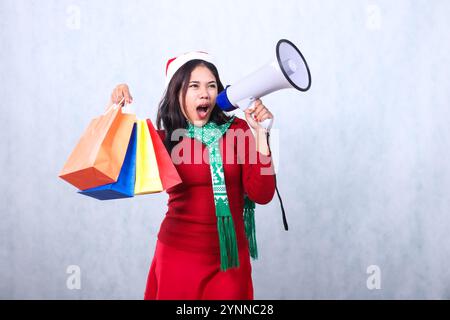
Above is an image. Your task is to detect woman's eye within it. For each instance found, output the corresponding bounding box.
[189,84,216,88]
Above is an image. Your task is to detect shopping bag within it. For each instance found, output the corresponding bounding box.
[59,101,136,190]
[146,119,182,190]
[77,123,137,200]
[134,119,163,194]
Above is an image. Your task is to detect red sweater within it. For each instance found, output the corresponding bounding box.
[157,117,276,255]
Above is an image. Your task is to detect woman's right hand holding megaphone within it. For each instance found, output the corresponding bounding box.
[244,98,273,131]
[244,98,273,155]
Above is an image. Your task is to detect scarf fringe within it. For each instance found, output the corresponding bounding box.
[244,195,258,260]
[217,215,240,271]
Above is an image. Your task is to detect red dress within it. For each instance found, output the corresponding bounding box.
[144,117,275,300]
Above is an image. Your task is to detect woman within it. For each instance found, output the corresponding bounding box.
[110,51,276,300]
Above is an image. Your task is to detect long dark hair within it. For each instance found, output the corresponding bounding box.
[156,59,232,152]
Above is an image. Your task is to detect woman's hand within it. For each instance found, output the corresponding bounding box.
[244,99,273,155]
[244,99,273,131]
[110,83,133,106]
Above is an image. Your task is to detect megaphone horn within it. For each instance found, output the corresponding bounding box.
[216,39,311,130]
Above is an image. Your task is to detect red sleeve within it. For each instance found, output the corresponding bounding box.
[234,118,276,204]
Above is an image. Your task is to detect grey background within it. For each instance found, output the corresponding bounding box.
[1,0,449,299]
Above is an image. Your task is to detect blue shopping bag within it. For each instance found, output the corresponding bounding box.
[78,123,137,200]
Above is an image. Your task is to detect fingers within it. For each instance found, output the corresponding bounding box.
[111,84,133,105]
[112,86,122,104]
[244,109,256,126]
[247,99,273,122]
[123,89,133,104]
[250,99,264,116]
[256,109,272,122]
[245,100,260,117]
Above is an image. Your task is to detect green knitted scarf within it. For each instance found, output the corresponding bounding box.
[186,116,258,271]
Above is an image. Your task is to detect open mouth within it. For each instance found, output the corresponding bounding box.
[196,104,211,119]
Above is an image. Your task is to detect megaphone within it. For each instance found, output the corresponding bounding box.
[216,39,311,130]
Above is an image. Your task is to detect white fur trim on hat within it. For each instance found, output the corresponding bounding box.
[165,51,215,86]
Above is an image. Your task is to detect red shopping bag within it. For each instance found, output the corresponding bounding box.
[146,119,182,190]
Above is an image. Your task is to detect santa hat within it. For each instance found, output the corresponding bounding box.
[165,51,216,87]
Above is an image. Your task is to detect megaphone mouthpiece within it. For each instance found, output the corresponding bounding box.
[216,86,236,112]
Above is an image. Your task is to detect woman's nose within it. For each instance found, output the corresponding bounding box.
[199,87,210,98]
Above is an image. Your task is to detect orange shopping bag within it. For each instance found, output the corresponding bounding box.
[146,119,182,190]
[59,101,136,190]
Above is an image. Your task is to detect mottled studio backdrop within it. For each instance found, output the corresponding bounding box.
[1,0,449,299]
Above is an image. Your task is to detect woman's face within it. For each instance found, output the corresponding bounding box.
[179,65,218,126]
